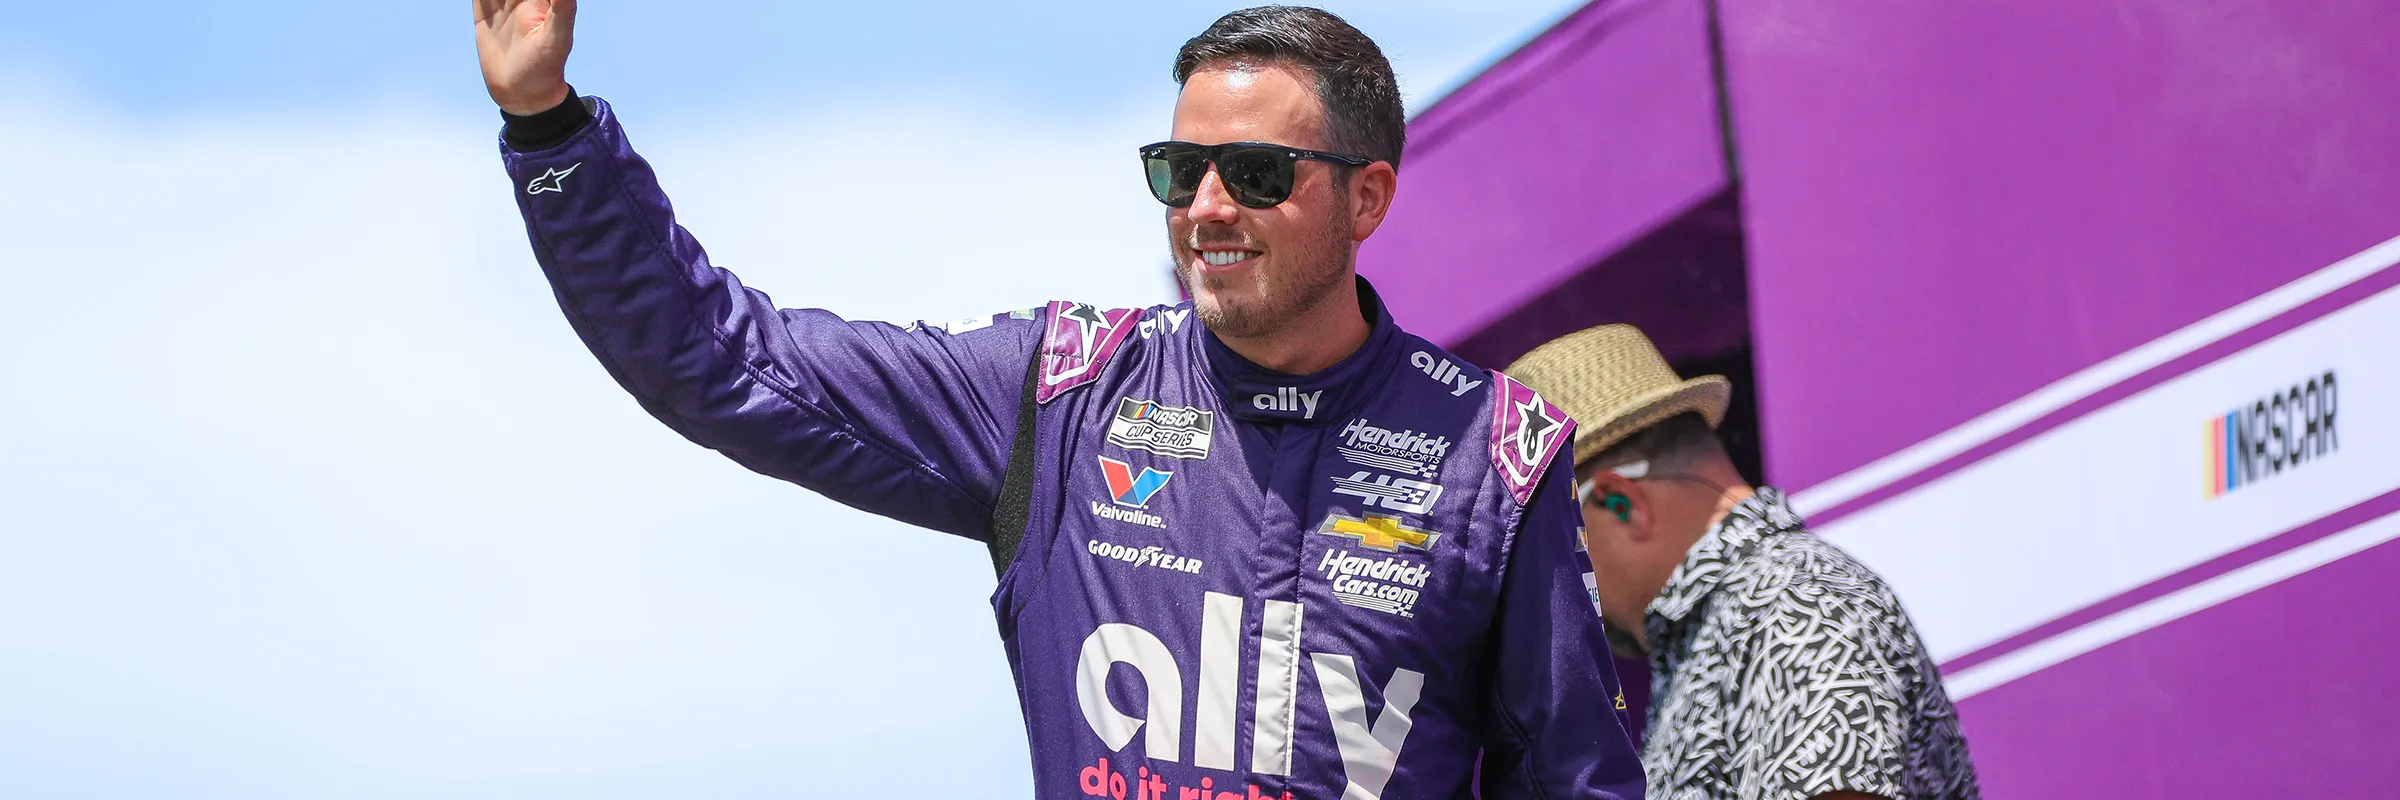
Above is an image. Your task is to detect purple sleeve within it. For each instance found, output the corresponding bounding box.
[500,97,1037,539]
[1479,446,1647,800]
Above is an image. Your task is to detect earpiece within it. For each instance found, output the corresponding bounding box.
[1600,493,1631,523]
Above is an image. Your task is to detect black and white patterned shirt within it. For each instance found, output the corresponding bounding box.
[1639,487,1980,800]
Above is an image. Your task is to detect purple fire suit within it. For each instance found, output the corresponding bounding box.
[500,97,1643,800]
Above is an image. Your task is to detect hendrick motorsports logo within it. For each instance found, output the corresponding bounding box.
[1336,418,1451,479]
[1106,397,1214,459]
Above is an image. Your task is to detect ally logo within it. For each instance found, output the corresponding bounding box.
[1077,593,1424,797]
[1099,456,1173,508]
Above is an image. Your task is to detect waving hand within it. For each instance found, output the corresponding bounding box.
[473,0,577,114]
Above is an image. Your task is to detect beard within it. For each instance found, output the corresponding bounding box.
[1171,202,1355,341]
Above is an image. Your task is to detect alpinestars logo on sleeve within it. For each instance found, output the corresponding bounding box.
[1512,393,1564,466]
[1488,372,1574,504]
[525,162,582,194]
[1039,302,1139,403]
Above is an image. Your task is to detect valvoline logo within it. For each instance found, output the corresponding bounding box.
[1098,456,1173,508]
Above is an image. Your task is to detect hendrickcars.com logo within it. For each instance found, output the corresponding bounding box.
[2206,369,2339,499]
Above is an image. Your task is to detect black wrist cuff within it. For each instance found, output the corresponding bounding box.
[501,87,592,151]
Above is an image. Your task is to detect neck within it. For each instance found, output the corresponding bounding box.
[1701,482,1758,532]
[1214,275,1371,374]
[1630,477,1758,653]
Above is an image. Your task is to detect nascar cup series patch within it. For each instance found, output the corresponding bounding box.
[1105,397,1214,459]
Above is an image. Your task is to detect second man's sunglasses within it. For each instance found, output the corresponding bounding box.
[1140,141,1374,209]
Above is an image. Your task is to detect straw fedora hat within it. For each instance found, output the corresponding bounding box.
[1503,324,1731,468]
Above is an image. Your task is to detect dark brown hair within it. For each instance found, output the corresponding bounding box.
[1173,6,1406,170]
[1587,413,1728,477]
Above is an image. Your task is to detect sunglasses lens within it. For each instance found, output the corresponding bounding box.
[1218,148,1294,208]
[1144,149,1204,207]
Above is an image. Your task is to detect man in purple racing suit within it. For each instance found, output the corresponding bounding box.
[472,2,1643,797]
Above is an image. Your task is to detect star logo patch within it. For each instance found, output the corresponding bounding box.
[525,162,583,195]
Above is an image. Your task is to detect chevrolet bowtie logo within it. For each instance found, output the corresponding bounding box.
[1319,512,1439,552]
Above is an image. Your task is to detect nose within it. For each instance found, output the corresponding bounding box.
[1185,164,1243,226]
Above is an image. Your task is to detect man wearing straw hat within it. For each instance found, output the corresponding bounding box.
[1508,325,1979,800]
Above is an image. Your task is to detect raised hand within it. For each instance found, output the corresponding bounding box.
[473,0,578,115]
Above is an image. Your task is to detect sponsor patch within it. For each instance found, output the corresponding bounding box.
[1409,350,1485,397]
[1317,547,1433,617]
[1098,455,1172,508]
[1137,307,1192,340]
[524,162,582,195]
[1086,538,1204,575]
[1106,397,1215,459]
[1336,418,1450,479]
[1317,511,1439,553]
[944,315,995,335]
[1488,371,1574,505]
[1250,386,1324,420]
[1331,471,1443,514]
[1091,456,1171,529]
[1038,301,1140,404]
[1584,570,1605,619]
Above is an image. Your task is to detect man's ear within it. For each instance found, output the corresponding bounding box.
[1348,161,1397,242]
[1582,471,1647,537]
[1612,479,1659,543]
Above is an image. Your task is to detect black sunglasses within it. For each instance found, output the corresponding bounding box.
[1140,141,1374,209]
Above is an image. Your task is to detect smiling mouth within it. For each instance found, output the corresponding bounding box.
[1200,250,1261,267]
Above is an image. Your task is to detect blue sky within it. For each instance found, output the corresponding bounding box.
[0,1,1566,118]
[0,2,1578,797]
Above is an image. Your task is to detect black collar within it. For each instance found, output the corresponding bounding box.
[1201,276,1404,426]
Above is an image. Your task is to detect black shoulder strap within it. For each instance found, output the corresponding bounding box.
[986,346,1044,577]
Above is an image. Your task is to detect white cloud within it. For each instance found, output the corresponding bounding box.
[0,80,1174,797]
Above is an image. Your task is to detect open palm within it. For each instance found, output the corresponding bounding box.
[473,0,577,115]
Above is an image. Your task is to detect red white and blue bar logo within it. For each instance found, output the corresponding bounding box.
[2206,369,2340,500]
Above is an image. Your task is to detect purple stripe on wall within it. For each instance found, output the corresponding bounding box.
[1808,260,2400,528]
[1941,485,2400,676]
[1719,0,2400,491]
[1955,531,2400,798]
